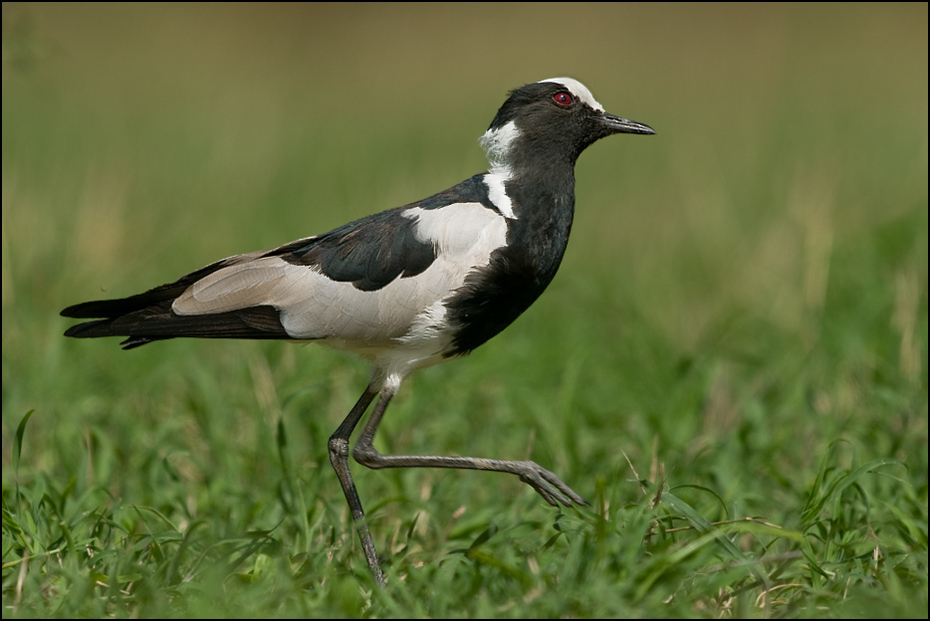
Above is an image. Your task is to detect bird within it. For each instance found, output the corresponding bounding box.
[60,77,655,586]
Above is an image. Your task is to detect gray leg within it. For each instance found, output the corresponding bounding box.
[328,385,384,587]
[352,386,587,508]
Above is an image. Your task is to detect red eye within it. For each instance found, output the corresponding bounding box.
[553,91,573,107]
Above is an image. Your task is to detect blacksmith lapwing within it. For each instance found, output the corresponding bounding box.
[61,77,655,585]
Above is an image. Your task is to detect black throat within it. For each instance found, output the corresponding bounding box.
[443,156,578,357]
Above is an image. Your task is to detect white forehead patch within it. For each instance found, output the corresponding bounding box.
[539,77,604,112]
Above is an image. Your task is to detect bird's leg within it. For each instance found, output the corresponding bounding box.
[352,389,588,509]
[327,384,384,587]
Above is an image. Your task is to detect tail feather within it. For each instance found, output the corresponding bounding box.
[63,302,291,349]
[61,255,294,349]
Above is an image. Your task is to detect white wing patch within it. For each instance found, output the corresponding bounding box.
[403,202,508,278]
[171,203,508,371]
[173,259,286,313]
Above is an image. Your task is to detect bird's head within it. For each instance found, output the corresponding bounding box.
[480,77,655,174]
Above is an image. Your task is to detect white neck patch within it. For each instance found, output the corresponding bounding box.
[539,77,604,112]
[479,119,519,176]
[478,120,519,219]
[483,172,515,219]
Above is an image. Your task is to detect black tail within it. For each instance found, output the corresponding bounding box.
[61,258,291,349]
[62,302,290,350]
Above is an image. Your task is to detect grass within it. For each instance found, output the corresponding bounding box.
[2,3,927,618]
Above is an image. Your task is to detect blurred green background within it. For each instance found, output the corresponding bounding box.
[2,3,927,618]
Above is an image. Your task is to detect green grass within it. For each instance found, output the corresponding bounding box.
[2,3,927,618]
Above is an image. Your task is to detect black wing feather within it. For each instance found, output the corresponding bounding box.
[60,174,496,348]
[60,255,290,348]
